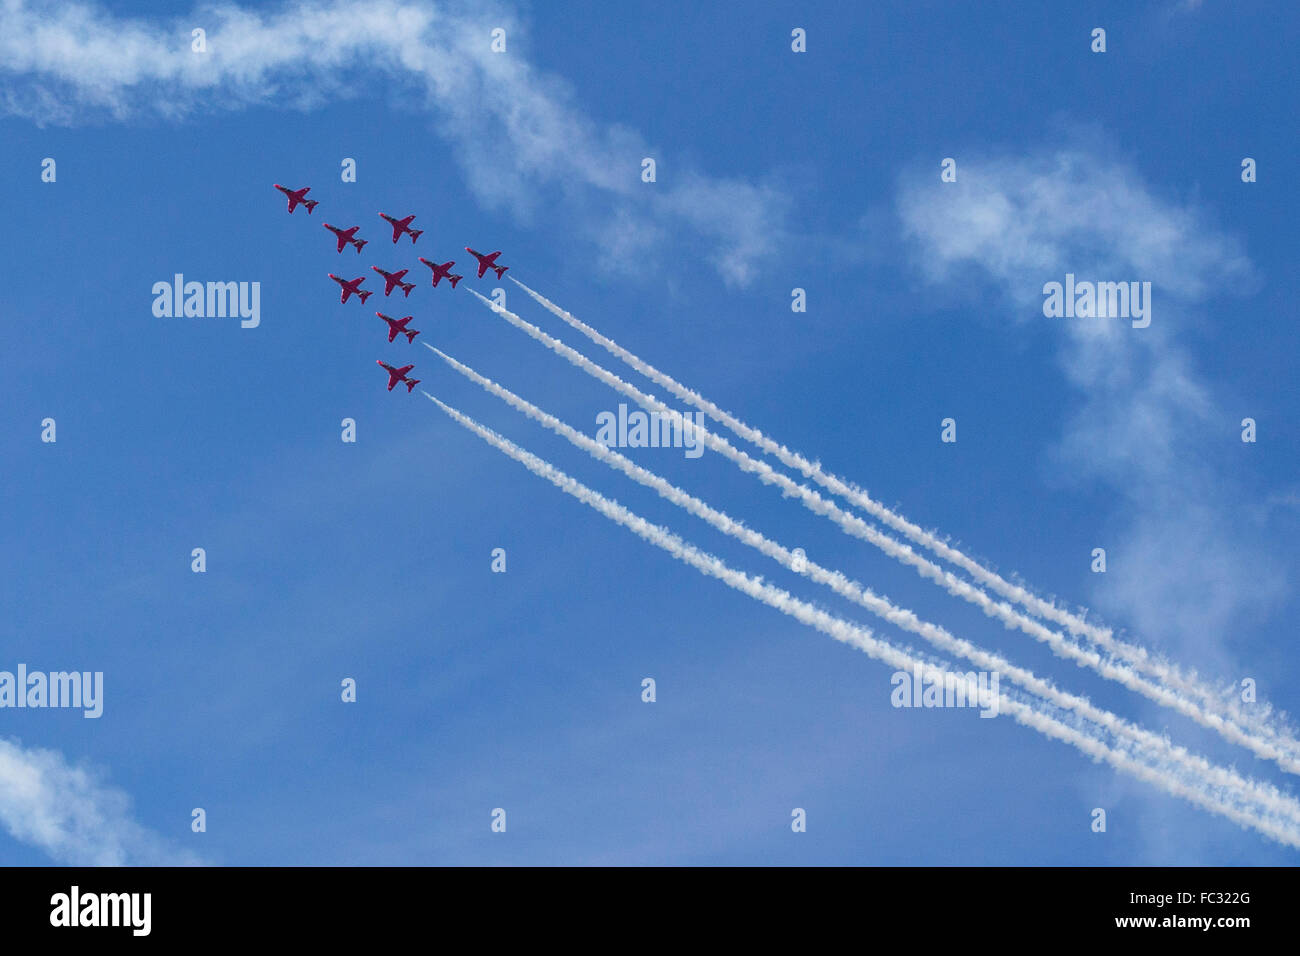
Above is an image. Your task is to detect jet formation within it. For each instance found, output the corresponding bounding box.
[275,183,509,394]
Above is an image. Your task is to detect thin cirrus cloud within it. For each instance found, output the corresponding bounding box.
[0,736,200,865]
[0,0,790,286]
[895,141,1283,665]
[897,147,1253,308]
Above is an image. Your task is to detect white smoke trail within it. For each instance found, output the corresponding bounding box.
[463,287,1300,774]
[422,390,1300,848]
[509,277,1291,757]
[505,280,1128,636]
[424,345,1300,827]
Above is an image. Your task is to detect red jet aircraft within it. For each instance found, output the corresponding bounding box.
[418,257,463,288]
[324,223,367,254]
[329,273,372,304]
[371,266,415,297]
[376,312,420,343]
[274,183,318,214]
[380,213,423,244]
[377,360,420,392]
[465,247,508,279]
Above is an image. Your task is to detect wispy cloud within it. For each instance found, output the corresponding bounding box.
[1268,491,1300,512]
[898,144,1253,306]
[0,736,200,865]
[0,0,790,285]
[896,135,1286,673]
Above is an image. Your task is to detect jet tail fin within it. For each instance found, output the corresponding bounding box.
[410,229,423,243]
[402,284,413,298]
[494,266,508,279]
[405,330,419,343]
[355,239,368,253]
[304,199,319,213]
[449,275,462,288]
[405,379,420,392]
[358,290,373,303]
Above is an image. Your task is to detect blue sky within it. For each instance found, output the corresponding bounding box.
[0,0,1297,864]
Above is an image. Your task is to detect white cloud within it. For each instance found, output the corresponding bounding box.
[0,0,788,285]
[0,737,200,865]
[895,138,1284,667]
[899,147,1252,306]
